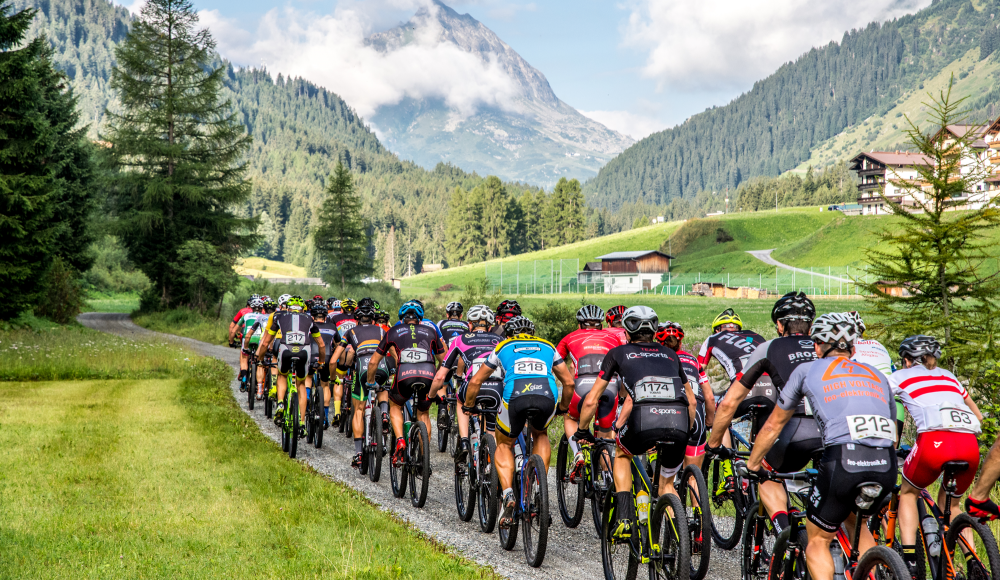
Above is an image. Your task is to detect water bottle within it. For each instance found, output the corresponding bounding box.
[637,490,650,524]
[922,514,941,557]
[514,443,524,472]
[831,540,846,578]
[470,428,480,456]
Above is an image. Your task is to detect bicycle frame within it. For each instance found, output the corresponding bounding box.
[630,453,674,564]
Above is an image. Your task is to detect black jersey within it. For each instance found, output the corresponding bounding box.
[698,330,766,383]
[438,319,471,344]
[268,312,320,350]
[376,322,445,365]
[599,342,689,406]
[677,350,708,402]
[738,335,816,389]
[312,320,340,360]
[341,323,386,357]
[329,312,358,338]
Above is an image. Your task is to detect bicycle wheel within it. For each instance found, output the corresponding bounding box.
[366,406,383,483]
[522,454,550,567]
[499,477,520,551]
[741,502,775,580]
[343,388,353,438]
[436,401,450,453]
[448,399,459,458]
[600,489,639,580]
[455,436,476,521]
[280,409,289,452]
[408,421,430,508]
[767,528,808,580]
[650,491,691,580]
[592,442,616,536]
[313,386,324,449]
[853,545,911,580]
[306,390,315,446]
[679,465,712,580]
[248,362,256,411]
[868,500,926,580]
[556,434,584,528]
[702,456,743,550]
[478,433,499,533]
[264,371,273,418]
[289,391,299,459]
[947,512,1000,580]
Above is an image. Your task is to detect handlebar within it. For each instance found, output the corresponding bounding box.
[735,460,817,483]
[463,406,499,415]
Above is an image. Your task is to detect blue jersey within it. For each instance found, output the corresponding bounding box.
[485,335,564,402]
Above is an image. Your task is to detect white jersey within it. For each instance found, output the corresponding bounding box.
[889,364,980,434]
[852,339,894,376]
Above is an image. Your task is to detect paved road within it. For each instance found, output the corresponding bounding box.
[78,312,740,580]
[747,249,850,283]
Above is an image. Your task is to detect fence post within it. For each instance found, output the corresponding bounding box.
[550,260,554,294]
[500,260,503,288]
[517,261,519,292]
[534,261,537,294]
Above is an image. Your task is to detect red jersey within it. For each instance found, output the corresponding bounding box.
[604,326,628,346]
[232,306,252,324]
[556,328,622,377]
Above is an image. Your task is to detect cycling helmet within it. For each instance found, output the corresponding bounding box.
[261,294,271,302]
[504,315,535,337]
[605,305,627,326]
[622,306,658,336]
[771,292,815,324]
[310,304,329,319]
[287,296,306,312]
[247,293,261,306]
[398,302,424,320]
[326,297,337,307]
[331,299,342,311]
[278,294,292,307]
[375,309,390,324]
[712,308,743,332]
[356,305,375,321]
[899,335,942,362]
[341,298,358,313]
[576,304,605,323]
[446,301,464,315]
[249,297,265,311]
[467,305,495,326]
[263,298,277,312]
[655,321,685,344]
[809,313,857,351]
[313,295,324,303]
[847,311,867,336]
[304,298,315,309]
[496,299,522,320]
[358,297,376,312]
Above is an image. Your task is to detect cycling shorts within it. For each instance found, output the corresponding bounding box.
[389,363,436,411]
[351,355,391,401]
[277,343,312,379]
[808,443,896,533]
[686,399,707,457]
[763,416,823,473]
[568,375,617,430]
[902,430,980,492]
[498,394,555,439]
[615,402,688,460]
[458,380,503,432]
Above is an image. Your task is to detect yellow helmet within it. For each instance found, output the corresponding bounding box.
[712,308,743,332]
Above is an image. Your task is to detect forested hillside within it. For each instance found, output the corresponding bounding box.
[586,0,1000,211]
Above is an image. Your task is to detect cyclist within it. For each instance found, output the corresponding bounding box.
[889,335,983,575]
[556,304,621,477]
[332,300,390,468]
[604,305,628,345]
[310,302,340,429]
[255,296,327,438]
[747,313,896,580]
[375,308,391,332]
[232,297,268,392]
[464,315,576,528]
[575,306,696,540]
[328,298,359,423]
[491,299,522,337]
[656,321,715,479]
[439,302,470,345]
[429,305,501,461]
[708,292,820,534]
[847,311,903,440]
[228,294,259,347]
[366,301,445,465]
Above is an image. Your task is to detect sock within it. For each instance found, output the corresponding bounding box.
[334,400,342,415]
[354,438,364,454]
[324,406,329,420]
[502,487,513,501]
[771,511,789,534]
[379,401,389,415]
[239,369,247,380]
[568,438,580,455]
[615,491,634,522]
[901,544,916,567]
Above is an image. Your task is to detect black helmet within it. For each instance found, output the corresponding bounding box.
[446,301,464,315]
[771,292,815,324]
[504,315,535,337]
[899,335,942,362]
[310,303,329,319]
[358,297,376,311]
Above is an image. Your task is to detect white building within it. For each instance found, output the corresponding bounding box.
[592,251,672,294]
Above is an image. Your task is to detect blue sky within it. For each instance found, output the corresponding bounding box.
[167,0,932,140]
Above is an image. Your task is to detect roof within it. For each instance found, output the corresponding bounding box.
[583,262,603,271]
[941,124,988,140]
[597,250,674,260]
[852,151,933,166]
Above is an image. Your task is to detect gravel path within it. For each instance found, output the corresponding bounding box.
[77,312,740,580]
[747,249,850,283]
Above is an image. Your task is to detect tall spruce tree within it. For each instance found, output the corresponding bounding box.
[444,186,483,266]
[558,177,585,244]
[314,160,371,288]
[102,0,255,311]
[541,183,566,248]
[479,176,510,259]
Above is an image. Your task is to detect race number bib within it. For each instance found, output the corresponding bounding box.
[940,406,981,432]
[400,348,431,364]
[513,358,547,375]
[847,414,896,441]
[285,331,306,346]
[632,376,677,403]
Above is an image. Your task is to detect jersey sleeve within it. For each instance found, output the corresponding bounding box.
[697,337,713,369]
[598,348,621,381]
[668,349,689,386]
[551,347,564,368]
[444,343,462,369]
[267,314,280,335]
[375,333,391,356]
[556,335,571,360]
[484,348,502,370]
[776,364,808,411]
[309,323,321,338]
[233,310,244,323]
[737,341,772,387]
[431,333,445,355]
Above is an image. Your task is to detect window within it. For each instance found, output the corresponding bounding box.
[629,278,633,284]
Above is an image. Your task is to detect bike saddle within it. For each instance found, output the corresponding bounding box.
[942,460,970,474]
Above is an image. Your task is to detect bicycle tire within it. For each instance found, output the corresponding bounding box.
[448,399,459,458]
[367,406,383,483]
[868,499,926,580]
[556,435,585,528]
[651,491,691,580]
[248,362,256,411]
[599,488,639,580]
[313,385,324,449]
[409,421,430,508]
[478,433,499,533]
[680,464,712,580]
[854,545,911,580]
[342,386,353,438]
[522,454,550,567]
[946,512,1000,580]
[592,441,615,537]
[500,474,520,551]
[289,391,299,459]
[281,409,289,452]
[436,401,449,454]
[767,527,808,580]
[702,456,743,550]
[455,437,476,521]
[306,389,315,446]
[264,371,273,418]
[741,502,774,580]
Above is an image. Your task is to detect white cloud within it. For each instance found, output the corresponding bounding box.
[119,0,145,15]
[579,109,667,140]
[200,1,522,119]
[623,0,931,90]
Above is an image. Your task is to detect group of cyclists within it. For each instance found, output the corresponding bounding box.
[227,289,1000,580]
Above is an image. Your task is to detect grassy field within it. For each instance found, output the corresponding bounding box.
[235,256,309,279]
[84,292,141,313]
[134,308,231,346]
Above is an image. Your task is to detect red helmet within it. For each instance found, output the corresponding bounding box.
[605,305,627,326]
[496,300,522,325]
[656,321,684,345]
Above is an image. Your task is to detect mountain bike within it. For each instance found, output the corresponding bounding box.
[278,378,301,459]
[246,349,258,411]
[601,449,690,580]
[388,393,431,508]
[556,434,616,534]
[497,418,551,568]
[305,364,324,449]
[454,405,498,524]
[360,383,388,482]
[869,448,1000,580]
[703,411,760,550]
[437,387,458,454]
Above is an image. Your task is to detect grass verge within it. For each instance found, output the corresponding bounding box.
[83,292,142,314]
[133,307,230,346]
[0,358,492,579]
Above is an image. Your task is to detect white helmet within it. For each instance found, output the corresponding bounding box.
[622,305,658,336]
[810,313,857,351]
[466,305,494,325]
[846,311,866,336]
[277,294,292,307]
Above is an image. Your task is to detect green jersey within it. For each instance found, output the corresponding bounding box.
[239,311,268,344]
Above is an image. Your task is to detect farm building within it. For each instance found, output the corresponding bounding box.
[593,251,673,294]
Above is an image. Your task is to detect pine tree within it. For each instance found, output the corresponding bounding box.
[444,186,483,266]
[518,190,544,252]
[479,176,510,259]
[314,160,371,289]
[102,0,255,311]
[559,178,585,244]
[541,185,565,249]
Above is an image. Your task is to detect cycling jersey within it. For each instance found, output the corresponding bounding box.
[485,335,563,402]
[698,330,766,385]
[438,319,471,344]
[778,357,895,448]
[889,365,980,434]
[556,328,621,377]
[237,311,268,344]
[853,339,894,376]
[232,306,252,325]
[395,318,444,339]
[738,335,816,415]
[677,350,708,401]
[312,321,340,360]
[342,323,390,399]
[268,312,321,378]
[329,312,358,338]
[604,326,628,346]
[378,322,444,410]
[444,331,502,384]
